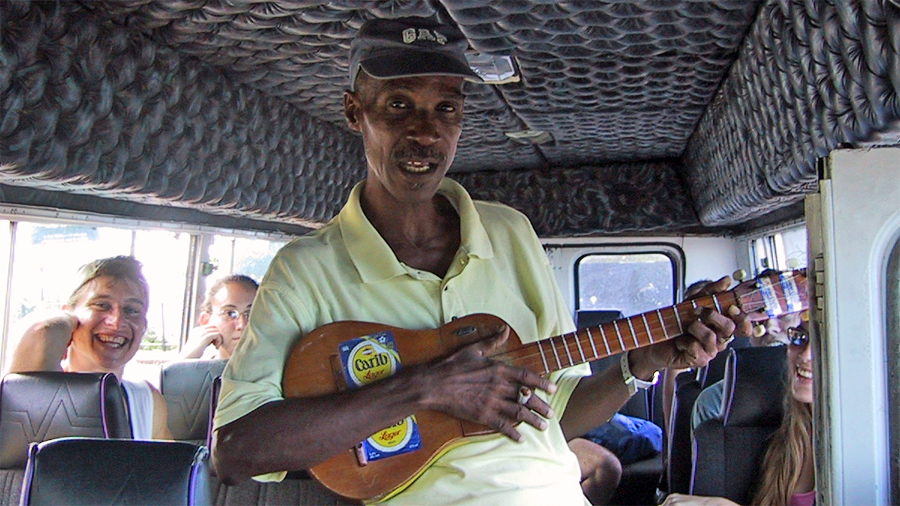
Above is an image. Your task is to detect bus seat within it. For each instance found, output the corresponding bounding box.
[689,346,787,504]
[666,336,750,494]
[0,372,131,469]
[21,437,210,505]
[160,360,227,444]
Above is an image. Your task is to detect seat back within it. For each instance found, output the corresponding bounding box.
[689,346,787,504]
[160,360,227,443]
[21,437,211,505]
[0,372,132,469]
[665,336,751,494]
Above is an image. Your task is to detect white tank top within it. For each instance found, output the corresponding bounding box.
[121,379,155,440]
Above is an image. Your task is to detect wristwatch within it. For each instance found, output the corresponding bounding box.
[620,350,660,396]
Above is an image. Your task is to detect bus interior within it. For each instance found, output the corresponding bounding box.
[1,1,898,505]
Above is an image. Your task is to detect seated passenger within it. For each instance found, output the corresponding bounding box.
[663,312,814,506]
[691,278,801,429]
[568,437,622,505]
[6,255,172,440]
[178,274,258,360]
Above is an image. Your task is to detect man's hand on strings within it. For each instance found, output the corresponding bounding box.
[628,276,752,376]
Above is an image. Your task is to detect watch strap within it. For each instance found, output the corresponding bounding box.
[620,350,660,396]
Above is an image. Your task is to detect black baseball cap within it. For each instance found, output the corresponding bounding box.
[349,17,482,90]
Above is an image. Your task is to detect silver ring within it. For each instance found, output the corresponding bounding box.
[517,386,532,405]
[720,335,735,345]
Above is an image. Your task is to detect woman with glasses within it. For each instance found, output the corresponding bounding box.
[179,274,259,360]
[663,311,815,506]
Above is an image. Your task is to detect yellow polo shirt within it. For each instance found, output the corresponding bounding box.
[215,178,590,505]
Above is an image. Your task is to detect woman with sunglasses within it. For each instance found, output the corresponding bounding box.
[663,312,815,506]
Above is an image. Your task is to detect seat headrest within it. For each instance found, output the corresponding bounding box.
[0,372,132,469]
[721,346,787,427]
[159,360,227,441]
[21,437,211,505]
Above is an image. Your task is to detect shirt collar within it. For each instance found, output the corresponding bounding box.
[339,178,494,284]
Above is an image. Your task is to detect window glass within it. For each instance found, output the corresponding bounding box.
[207,235,287,282]
[749,226,808,274]
[132,230,191,356]
[576,253,675,317]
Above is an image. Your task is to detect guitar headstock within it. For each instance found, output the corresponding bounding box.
[733,269,808,322]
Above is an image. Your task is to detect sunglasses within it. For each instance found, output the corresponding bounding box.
[787,326,809,347]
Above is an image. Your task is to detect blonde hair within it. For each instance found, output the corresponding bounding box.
[68,256,149,306]
[751,371,813,505]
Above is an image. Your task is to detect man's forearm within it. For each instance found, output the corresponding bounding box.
[213,372,425,484]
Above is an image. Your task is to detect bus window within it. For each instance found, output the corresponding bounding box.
[207,235,288,283]
[0,217,290,380]
[576,252,676,316]
[748,225,808,274]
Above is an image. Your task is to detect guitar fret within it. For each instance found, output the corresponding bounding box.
[656,310,670,340]
[536,340,550,374]
[712,294,722,313]
[560,333,574,366]
[573,331,587,363]
[674,307,684,333]
[599,326,612,356]
[641,314,654,343]
[586,328,599,359]
[549,336,562,369]
[626,318,639,348]
[612,321,626,351]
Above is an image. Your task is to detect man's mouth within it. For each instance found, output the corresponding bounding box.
[95,334,128,348]
[400,160,436,173]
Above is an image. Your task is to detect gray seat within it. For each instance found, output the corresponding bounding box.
[666,336,751,494]
[689,346,787,504]
[0,372,132,469]
[21,437,211,506]
[160,360,227,444]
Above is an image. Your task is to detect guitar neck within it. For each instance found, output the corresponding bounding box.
[495,291,739,375]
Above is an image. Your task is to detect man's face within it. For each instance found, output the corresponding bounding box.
[65,276,148,376]
[206,281,256,359]
[345,74,465,205]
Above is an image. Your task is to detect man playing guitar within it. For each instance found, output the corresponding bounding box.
[212,16,749,505]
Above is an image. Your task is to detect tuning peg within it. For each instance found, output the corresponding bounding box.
[732,269,747,281]
[786,258,800,269]
[753,324,766,338]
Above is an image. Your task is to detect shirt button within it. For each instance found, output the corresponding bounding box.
[460,258,467,265]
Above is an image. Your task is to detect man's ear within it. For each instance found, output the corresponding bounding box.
[344,91,362,132]
[199,312,211,325]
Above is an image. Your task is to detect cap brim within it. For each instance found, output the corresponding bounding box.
[360,50,482,84]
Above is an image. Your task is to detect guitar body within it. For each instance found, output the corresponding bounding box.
[282,314,529,503]
[281,270,808,503]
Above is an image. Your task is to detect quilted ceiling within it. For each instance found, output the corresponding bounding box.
[2,1,899,236]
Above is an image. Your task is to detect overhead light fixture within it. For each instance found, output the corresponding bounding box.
[466,54,520,84]
[505,129,553,145]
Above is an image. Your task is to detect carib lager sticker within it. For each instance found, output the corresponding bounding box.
[339,331,422,463]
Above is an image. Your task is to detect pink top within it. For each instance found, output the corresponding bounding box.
[790,490,816,506]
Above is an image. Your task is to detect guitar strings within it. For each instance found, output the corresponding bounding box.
[496,273,808,373]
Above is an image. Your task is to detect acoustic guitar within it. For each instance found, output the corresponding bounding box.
[282,270,808,502]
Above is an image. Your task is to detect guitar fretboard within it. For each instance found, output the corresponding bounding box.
[495,291,739,374]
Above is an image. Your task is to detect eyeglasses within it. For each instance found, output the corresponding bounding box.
[217,309,251,322]
[787,326,809,347]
